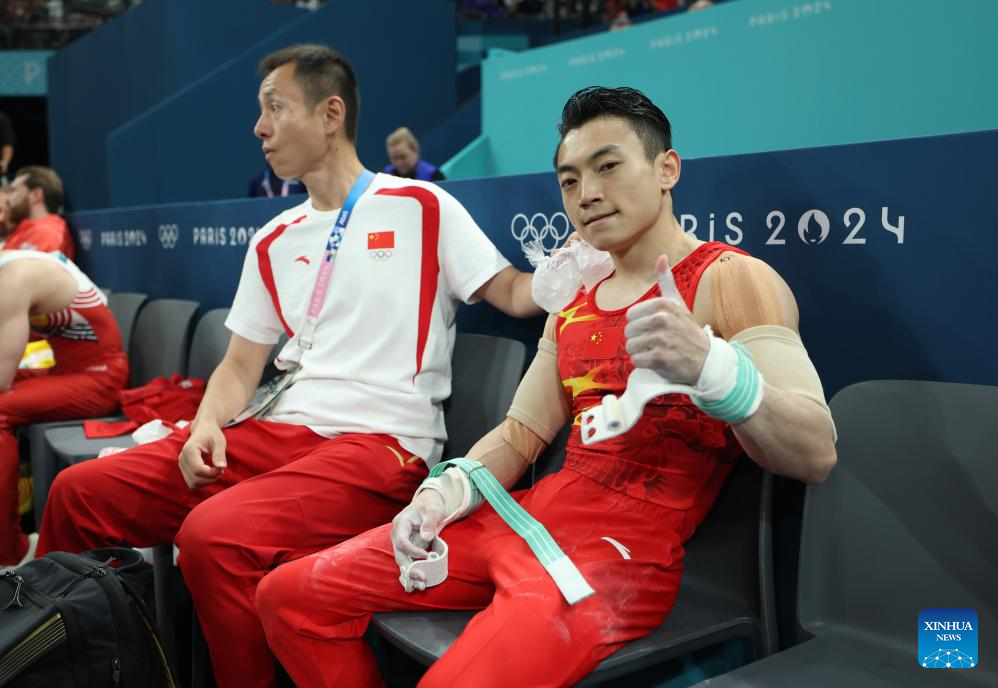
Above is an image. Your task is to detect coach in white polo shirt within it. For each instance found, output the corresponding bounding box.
[38,44,542,688]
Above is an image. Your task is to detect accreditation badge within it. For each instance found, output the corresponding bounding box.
[226,363,302,427]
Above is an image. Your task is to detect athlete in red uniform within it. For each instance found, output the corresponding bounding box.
[254,87,838,687]
[0,250,127,564]
[36,45,540,688]
[4,166,74,259]
[555,242,746,513]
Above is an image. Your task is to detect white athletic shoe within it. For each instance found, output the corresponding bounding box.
[16,533,39,567]
[1,533,39,573]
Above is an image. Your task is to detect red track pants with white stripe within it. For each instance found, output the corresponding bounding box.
[256,468,689,688]
[37,419,428,688]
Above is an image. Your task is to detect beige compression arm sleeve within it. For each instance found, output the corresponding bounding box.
[503,314,571,462]
[731,324,831,417]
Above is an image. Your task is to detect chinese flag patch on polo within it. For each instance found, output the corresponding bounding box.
[367,231,395,249]
[584,326,623,359]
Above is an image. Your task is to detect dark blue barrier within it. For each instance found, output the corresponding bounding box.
[70,130,998,398]
[47,0,305,210]
[104,0,457,209]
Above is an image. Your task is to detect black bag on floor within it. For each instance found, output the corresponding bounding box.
[0,547,176,687]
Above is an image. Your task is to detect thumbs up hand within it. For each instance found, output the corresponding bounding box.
[623,255,711,385]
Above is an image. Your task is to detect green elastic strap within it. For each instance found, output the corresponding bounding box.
[692,342,763,423]
[429,458,595,604]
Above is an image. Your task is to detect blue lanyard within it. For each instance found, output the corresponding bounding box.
[299,169,375,353]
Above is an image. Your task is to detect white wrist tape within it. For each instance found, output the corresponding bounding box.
[693,327,740,403]
[413,468,482,529]
[690,336,765,423]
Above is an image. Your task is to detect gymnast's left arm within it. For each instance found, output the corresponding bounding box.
[701,253,837,484]
[624,252,836,485]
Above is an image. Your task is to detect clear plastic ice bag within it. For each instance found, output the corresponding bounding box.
[525,238,613,313]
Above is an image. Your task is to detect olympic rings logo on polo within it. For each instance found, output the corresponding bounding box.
[78,229,93,251]
[369,249,393,261]
[510,212,572,253]
[158,223,180,250]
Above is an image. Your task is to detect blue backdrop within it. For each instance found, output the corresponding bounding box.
[47,0,306,210]
[47,0,457,210]
[104,0,457,209]
[69,130,998,398]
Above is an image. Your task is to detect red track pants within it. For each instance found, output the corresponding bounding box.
[256,469,689,688]
[0,368,125,563]
[37,419,428,688]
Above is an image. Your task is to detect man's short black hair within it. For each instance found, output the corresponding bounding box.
[259,44,360,142]
[554,86,672,167]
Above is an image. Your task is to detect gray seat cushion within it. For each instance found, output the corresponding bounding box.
[374,577,765,685]
[45,423,137,465]
[692,627,993,687]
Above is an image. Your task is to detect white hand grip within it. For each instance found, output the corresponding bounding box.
[399,536,449,593]
[580,368,696,444]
